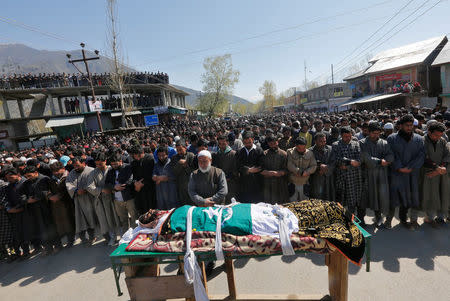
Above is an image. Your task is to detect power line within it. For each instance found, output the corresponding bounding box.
[333,0,416,70]
[151,15,392,71]
[332,0,434,74]
[135,0,394,67]
[311,0,443,84]
[0,15,80,45]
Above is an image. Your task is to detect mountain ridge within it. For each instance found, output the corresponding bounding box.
[0,43,252,107]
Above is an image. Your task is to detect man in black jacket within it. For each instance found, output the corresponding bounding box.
[105,153,137,233]
[130,145,156,214]
[22,166,60,255]
[4,168,31,260]
[236,131,264,203]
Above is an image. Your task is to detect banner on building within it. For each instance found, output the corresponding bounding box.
[89,99,103,112]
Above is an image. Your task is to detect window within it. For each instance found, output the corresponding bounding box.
[333,87,344,97]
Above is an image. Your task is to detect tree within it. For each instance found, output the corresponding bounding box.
[305,80,319,90]
[197,54,240,116]
[258,80,277,111]
[106,0,129,127]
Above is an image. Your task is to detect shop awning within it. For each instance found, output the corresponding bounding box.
[339,94,381,107]
[339,93,402,107]
[168,105,188,114]
[356,92,402,104]
[45,116,85,128]
[110,111,142,117]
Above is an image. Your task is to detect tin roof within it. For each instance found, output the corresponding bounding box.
[365,35,447,74]
[432,41,450,66]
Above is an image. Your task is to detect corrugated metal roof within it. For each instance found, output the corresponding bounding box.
[339,93,402,107]
[432,42,450,66]
[45,116,85,128]
[339,94,381,107]
[343,67,369,81]
[111,111,141,117]
[366,36,447,74]
[357,92,402,104]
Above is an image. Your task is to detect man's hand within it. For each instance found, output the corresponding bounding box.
[319,164,328,175]
[159,175,169,182]
[437,166,447,175]
[114,184,126,191]
[77,188,86,195]
[178,159,187,166]
[398,168,412,174]
[302,171,309,177]
[248,167,261,174]
[275,170,285,177]
[350,160,360,167]
[426,170,439,178]
[48,195,60,202]
[261,170,276,177]
[381,159,390,167]
[27,197,39,203]
[7,207,23,213]
[340,165,347,170]
[101,188,111,194]
[134,179,145,192]
[201,199,215,207]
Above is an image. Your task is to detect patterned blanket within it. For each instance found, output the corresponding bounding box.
[126,231,335,257]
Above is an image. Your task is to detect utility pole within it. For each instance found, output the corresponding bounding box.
[67,43,103,132]
[331,64,334,85]
[304,60,307,91]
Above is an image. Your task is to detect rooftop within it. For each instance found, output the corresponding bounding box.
[365,35,448,74]
[432,41,450,66]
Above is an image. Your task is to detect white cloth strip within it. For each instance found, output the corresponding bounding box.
[273,204,296,256]
[214,207,224,261]
[184,206,209,301]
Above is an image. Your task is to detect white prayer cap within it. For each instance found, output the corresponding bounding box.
[20,156,27,162]
[174,136,181,142]
[383,123,394,130]
[5,157,13,162]
[198,150,212,159]
[49,159,58,165]
[413,119,418,126]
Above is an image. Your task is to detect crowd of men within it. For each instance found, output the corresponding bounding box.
[0,104,449,263]
[0,71,169,90]
[61,94,163,113]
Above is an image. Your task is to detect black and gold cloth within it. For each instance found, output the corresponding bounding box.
[284,199,365,264]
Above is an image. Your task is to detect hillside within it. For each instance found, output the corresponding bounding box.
[0,43,253,107]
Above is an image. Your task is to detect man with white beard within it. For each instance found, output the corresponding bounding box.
[188,150,228,207]
[187,149,228,276]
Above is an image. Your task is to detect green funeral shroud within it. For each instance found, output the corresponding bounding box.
[169,204,252,236]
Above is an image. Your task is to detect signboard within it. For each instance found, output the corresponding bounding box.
[153,106,169,114]
[376,70,411,82]
[88,99,103,112]
[333,91,344,97]
[144,114,159,126]
[0,130,9,139]
[300,98,308,104]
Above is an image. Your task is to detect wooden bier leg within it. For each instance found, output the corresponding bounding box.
[225,257,237,300]
[201,261,209,296]
[328,251,348,301]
